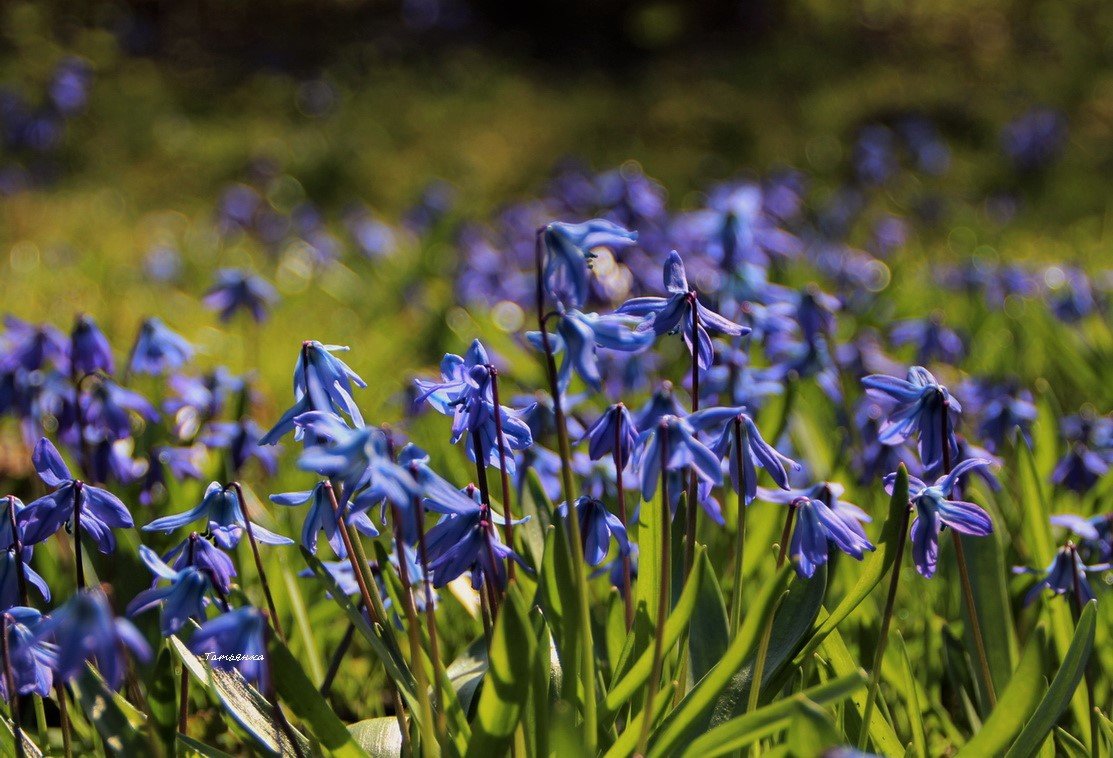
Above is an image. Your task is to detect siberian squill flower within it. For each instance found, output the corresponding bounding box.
[0,608,56,699]
[761,481,872,545]
[202,420,279,476]
[0,317,69,373]
[36,589,151,690]
[635,381,687,431]
[127,317,193,375]
[260,341,366,445]
[143,482,293,549]
[422,484,528,589]
[19,438,134,552]
[678,181,801,269]
[127,546,213,635]
[296,415,419,506]
[863,366,960,476]
[139,445,204,506]
[203,269,278,323]
[886,459,995,578]
[271,481,378,557]
[1013,544,1107,605]
[556,497,630,566]
[189,607,269,687]
[526,309,652,391]
[77,379,159,442]
[70,314,114,376]
[688,407,799,504]
[890,316,964,365]
[542,219,638,309]
[1050,513,1112,563]
[582,403,638,465]
[633,415,722,518]
[616,251,748,369]
[787,495,875,579]
[163,533,237,597]
[961,380,1037,453]
[1,548,50,609]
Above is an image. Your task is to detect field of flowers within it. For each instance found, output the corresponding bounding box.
[0,2,1111,756]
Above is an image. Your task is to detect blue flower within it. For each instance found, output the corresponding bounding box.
[126,546,213,635]
[139,445,204,506]
[526,309,652,392]
[36,589,151,690]
[616,251,748,369]
[1001,107,1067,172]
[163,533,237,597]
[143,482,293,549]
[1051,444,1108,495]
[128,317,193,375]
[0,317,68,373]
[632,415,722,514]
[688,407,799,504]
[582,403,638,465]
[556,497,630,566]
[789,496,875,578]
[593,542,638,596]
[635,381,687,431]
[19,438,134,552]
[1,548,50,609]
[1050,513,1112,563]
[271,482,378,557]
[677,182,801,269]
[70,314,114,376]
[188,607,269,688]
[202,420,279,476]
[78,379,159,443]
[761,481,872,545]
[260,341,366,445]
[890,316,964,365]
[0,608,56,699]
[887,459,995,578]
[424,509,527,590]
[542,219,638,309]
[203,269,278,323]
[961,380,1037,453]
[862,367,960,476]
[1013,544,1107,605]
[296,417,419,507]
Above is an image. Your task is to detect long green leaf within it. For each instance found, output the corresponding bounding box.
[1004,601,1097,758]
[70,663,148,755]
[177,733,237,757]
[819,628,904,755]
[348,717,403,757]
[677,674,867,757]
[149,645,180,755]
[689,548,729,685]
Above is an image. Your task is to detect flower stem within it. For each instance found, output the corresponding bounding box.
[487,366,517,581]
[684,293,701,573]
[857,503,912,750]
[729,419,747,634]
[7,497,29,606]
[411,488,449,744]
[1068,544,1099,758]
[636,425,672,757]
[746,501,796,715]
[470,432,504,614]
[56,683,72,758]
[613,412,634,631]
[179,536,198,734]
[1,614,26,758]
[229,482,285,642]
[319,621,355,697]
[73,482,86,590]
[940,412,997,709]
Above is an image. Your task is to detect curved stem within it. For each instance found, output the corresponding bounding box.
[729,419,747,634]
[72,482,85,590]
[747,502,796,714]
[229,482,284,642]
[487,366,516,581]
[613,415,634,631]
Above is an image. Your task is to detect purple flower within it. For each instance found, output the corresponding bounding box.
[424,504,528,590]
[36,589,151,690]
[70,314,114,376]
[19,438,134,552]
[542,219,638,309]
[271,481,378,557]
[296,416,419,507]
[635,381,688,431]
[139,446,204,506]
[1013,544,1107,605]
[788,496,875,578]
[582,403,638,465]
[203,269,278,323]
[527,309,652,392]
[1051,445,1108,495]
[0,317,69,373]
[890,316,964,365]
[126,546,213,635]
[128,318,193,375]
[260,341,366,445]
[202,420,279,476]
[887,459,995,578]
[1050,513,1112,563]
[632,415,722,517]
[143,482,292,549]
[0,608,56,698]
[163,533,237,597]
[688,407,799,504]
[862,366,960,476]
[189,607,269,688]
[78,380,159,443]
[1,545,50,609]
[1001,107,1067,172]
[556,497,630,566]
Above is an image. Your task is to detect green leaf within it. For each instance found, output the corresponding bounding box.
[689,548,730,685]
[464,583,539,758]
[603,546,706,711]
[894,633,926,758]
[675,674,867,757]
[445,638,487,716]
[149,645,180,755]
[1004,600,1097,758]
[0,716,42,758]
[267,633,369,757]
[819,628,904,756]
[794,465,909,665]
[958,624,1049,757]
[348,717,403,757]
[70,663,148,755]
[958,524,1017,700]
[177,733,237,757]
[647,564,792,757]
[785,697,842,757]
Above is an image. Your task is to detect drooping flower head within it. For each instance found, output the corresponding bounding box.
[163,533,237,597]
[556,497,630,566]
[143,482,293,550]
[582,403,638,466]
[70,314,114,376]
[863,366,960,476]
[1050,513,1112,564]
[542,219,638,309]
[188,607,269,688]
[0,608,56,699]
[633,414,722,520]
[260,341,366,445]
[787,495,875,579]
[126,545,214,635]
[203,269,278,323]
[423,487,528,590]
[271,481,378,557]
[688,406,799,505]
[1013,543,1108,605]
[526,309,652,392]
[128,317,193,376]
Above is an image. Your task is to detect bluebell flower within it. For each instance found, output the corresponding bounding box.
[271,482,378,557]
[87,438,143,486]
[692,181,802,268]
[424,509,528,590]
[556,497,630,566]
[0,608,56,699]
[886,459,995,578]
[1001,107,1067,172]
[139,445,204,506]
[203,269,278,323]
[36,589,151,690]
[260,341,366,445]
[296,416,419,507]
[19,438,134,552]
[582,403,638,466]
[862,367,960,476]
[542,219,638,309]
[1046,267,1099,323]
[0,317,68,373]
[632,415,722,516]
[1013,544,1108,605]
[1,548,50,609]
[890,316,964,365]
[788,496,875,578]
[761,481,873,545]
[413,339,491,416]
[852,398,920,485]
[616,251,748,369]
[77,380,159,442]
[70,314,114,376]
[128,317,193,375]
[1050,513,1112,563]
[961,380,1037,453]
[126,546,213,635]
[792,285,840,345]
[143,482,293,549]
[688,407,799,504]
[163,533,237,597]
[164,369,245,429]
[635,381,687,431]
[188,607,269,688]
[1051,444,1108,494]
[202,420,279,476]
[526,309,652,391]
[698,347,783,410]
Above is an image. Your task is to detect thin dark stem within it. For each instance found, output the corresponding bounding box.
[684,294,701,573]
[228,482,284,642]
[320,622,355,698]
[858,503,912,750]
[940,409,997,709]
[179,536,198,734]
[1,614,25,758]
[729,419,747,633]
[7,497,29,606]
[1068,544,1099,758]
[262,628,305,758]
[323,482,381,626]
[469,432,503,613]
[411,491,449,745]
[56,683,72,758]
[637,424,672,756]
[73,482,86,590]
[747,501,797,714]
[487,366,516,581]
[613,411,634,631]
